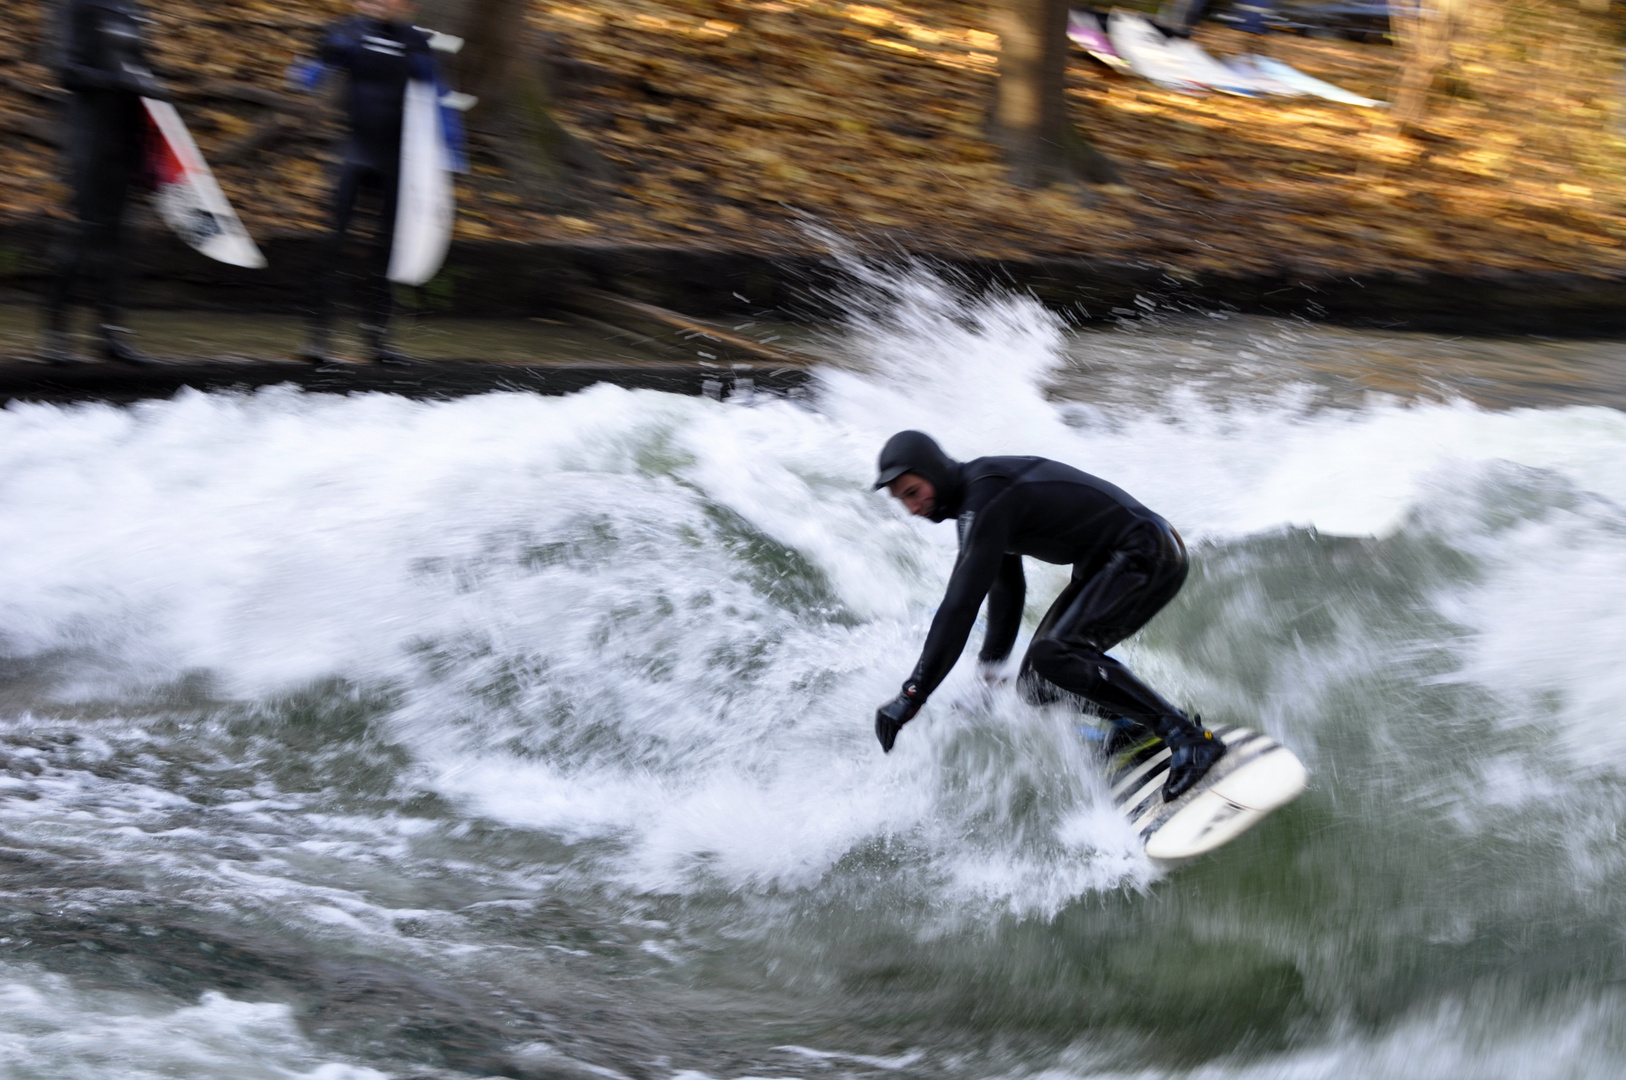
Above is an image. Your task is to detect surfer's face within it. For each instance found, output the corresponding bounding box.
[887,473,936,519]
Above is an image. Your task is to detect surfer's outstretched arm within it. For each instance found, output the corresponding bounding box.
[907,509,1013,702]
[979,554,1026,670]
[873,530,1007,753]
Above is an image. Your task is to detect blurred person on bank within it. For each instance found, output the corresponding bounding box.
[295,0,436,365]
[40,0,172,366]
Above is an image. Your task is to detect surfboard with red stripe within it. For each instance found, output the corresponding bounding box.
[142,98,266,270]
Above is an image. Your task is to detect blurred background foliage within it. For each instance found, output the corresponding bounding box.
[1,0,1624,276]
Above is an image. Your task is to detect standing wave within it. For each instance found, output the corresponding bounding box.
[0,265,1624,1077]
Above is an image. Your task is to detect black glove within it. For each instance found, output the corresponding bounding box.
[874,684,924,753]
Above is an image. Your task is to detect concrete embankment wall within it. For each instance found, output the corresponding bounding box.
[5,221,1626,338]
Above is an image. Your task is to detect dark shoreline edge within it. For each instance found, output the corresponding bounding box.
[0,358,806,406]
[4,220,1625,405]
[5,221,1625,336]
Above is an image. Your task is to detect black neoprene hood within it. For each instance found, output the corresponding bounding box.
[873,431,963,521]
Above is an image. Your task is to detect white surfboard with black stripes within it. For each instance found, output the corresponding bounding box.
[1107,725,1307,860]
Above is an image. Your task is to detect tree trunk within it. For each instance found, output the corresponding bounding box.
[989,0,1123,189]
[454,0,528,106]
[1390,0,1469,128]
[417,0,611,205]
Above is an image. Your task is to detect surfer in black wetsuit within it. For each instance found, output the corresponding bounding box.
[299,0,434,365]
[40,0,172,366]
[871,431,1224,801]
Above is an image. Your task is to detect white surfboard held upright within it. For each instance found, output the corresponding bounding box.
[389,79,455,287]
[142,98,266,269]
[1108,724,1308,860]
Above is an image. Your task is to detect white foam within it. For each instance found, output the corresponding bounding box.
[2,266,1626,921]
[1025,993,1626,1080]
[1424,462,1626,776]
[0,965,387,1080]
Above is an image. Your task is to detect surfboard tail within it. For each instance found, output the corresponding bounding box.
[142,99,267,270]
[1107,724,1308,861]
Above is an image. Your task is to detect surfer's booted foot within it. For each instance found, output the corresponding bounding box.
[869,431,1208,773]
[371,345,416,366]
[1098,718,1151,759]
[361,323,415,366]
[98,324,155,366]
[1095,715,1225,799]
[36,328,81,366]
[1160,719,1226,801]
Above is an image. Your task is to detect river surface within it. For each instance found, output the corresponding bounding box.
[2,265,1625,1080]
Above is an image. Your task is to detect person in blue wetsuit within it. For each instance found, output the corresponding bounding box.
[871,430,1224,801]
[299,0,435,365]
[40,0,172,366]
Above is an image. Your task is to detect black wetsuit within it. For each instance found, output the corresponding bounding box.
[900,451,1189,729]
[306,17,434,341]
[46,0,163,337]
[872,431,1224,794]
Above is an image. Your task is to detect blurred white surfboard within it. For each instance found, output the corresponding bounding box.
[1069,10,1134,75]
[389,79,456,287]
[1251,55,1387,107]
[1108,9,1204,93]
[142,97,266,269]
[1164,36,1263,96]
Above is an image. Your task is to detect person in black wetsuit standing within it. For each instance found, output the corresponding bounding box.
[871,430,1225,801]
[41,0,172,366]
[300,0,434,365]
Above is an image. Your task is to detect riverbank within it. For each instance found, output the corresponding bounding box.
[0,353,805,406]
[5,221,1626,337]
[6,297,1626,411]
[0,301,811,405]
[6,0,1626,312]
